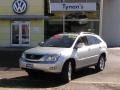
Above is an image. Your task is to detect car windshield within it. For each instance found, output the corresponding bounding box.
[40,35,77,48]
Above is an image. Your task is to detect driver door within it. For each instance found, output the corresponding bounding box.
[75,36,92,69]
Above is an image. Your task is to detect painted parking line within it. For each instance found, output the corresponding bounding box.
[71,81,120,84]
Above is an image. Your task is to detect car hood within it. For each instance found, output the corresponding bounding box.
[25,46,70,55]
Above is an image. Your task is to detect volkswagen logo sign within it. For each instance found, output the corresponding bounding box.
[12,0,27,14]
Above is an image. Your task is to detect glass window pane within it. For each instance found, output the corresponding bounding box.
[21,24,29,44]
[46,0,101,40]
[12,24,19,44]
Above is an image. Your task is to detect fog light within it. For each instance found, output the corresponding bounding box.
[49,66,57,70]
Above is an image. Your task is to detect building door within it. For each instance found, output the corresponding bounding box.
[11,22,30,46]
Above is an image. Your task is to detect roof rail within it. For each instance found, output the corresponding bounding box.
[80,32,95,35]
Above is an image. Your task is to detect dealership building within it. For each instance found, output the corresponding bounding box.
[0,0,46,47]
[0,0,119,47]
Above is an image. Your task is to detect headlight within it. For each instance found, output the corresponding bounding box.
[21,53,25,59]
[41,54,60,63]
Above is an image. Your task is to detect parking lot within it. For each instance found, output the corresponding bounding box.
[0,48,120,90]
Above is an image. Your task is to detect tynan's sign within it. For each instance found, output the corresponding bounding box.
[12,0,27,14]
[50,3,96,12]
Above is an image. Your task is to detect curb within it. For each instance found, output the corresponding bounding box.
[0,67,21,71]
[108,47,120,50]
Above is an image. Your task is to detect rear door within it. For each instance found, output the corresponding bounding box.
[86,35,102,65]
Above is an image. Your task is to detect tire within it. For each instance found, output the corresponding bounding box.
[95,56,106,71]
[61,61,73,83]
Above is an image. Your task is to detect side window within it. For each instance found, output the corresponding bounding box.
[76,38,83,45]
[75,36,88,46]
[94,37,102,44]
[87,36,95,45]
[87,36,101,45]
[81,36,88,45]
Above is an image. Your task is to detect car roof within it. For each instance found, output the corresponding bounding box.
[58,32,95,36]
[58,33,78,36]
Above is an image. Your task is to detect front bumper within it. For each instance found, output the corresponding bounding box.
[19,58,63,73]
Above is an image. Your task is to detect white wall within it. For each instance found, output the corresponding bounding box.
[102,0,120,47]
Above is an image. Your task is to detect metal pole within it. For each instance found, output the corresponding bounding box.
[63,13,65,33]
[99,0,103,37]
[62,0,65,33]
[48,0,51,13]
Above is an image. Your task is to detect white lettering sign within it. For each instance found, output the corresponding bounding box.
[32,27,40,33]
[50,3,96,12]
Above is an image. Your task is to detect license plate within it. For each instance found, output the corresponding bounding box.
[26,63,33,69]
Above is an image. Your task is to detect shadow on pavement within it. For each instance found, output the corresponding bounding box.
[0,68,99,88]
[0,73,66,88]
[73,67,99,80]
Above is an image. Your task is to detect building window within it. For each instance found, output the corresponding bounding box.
[45,0,100,39]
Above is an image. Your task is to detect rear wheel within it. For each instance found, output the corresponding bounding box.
[95,56,106,71]
[61,61,73,83]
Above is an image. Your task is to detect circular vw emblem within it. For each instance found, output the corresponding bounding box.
[12,0,27,14]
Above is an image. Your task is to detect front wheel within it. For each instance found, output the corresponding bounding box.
[95,56,106,71]
[61,61,73,83]
[25,70,39,77]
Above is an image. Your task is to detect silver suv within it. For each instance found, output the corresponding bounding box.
[19,32,107,82]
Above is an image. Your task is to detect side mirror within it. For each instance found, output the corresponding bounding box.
[75,43,85,49]
[38,42,44,46]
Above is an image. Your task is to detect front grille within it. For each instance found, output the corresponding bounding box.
[25,54,43,60]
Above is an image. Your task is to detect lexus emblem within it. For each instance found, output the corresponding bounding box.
[12,0,27,14]
[30,55,35,59]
